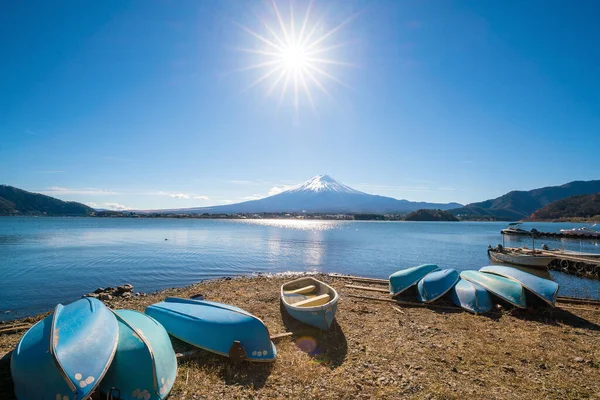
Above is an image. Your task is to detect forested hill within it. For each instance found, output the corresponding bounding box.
[450,180,600,220]
[0,185,94,216]
[404,209,459,222]
[529,193,600,221]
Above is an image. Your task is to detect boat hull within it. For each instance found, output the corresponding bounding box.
[450,279,492,314]
[479,265,559,307]
[99,310,177,399]
[460,270,527,308]
[145,298,276,362]
[11,298,118,400]
[389,264,440,297]
[281,277,339,330]
[488,249,555,268]
[416,269,459,303]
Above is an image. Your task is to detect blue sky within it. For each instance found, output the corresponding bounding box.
[1,0,599,210]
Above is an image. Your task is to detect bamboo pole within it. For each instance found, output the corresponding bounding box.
[345,284,388,293]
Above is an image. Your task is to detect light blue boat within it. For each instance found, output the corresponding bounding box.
[145,297,276,362]
[451,278,493,314]
[11,297,118,400]
[480,265,559,307]
[281,277,339,330]
[460,270,527,309]
[389,264,440,297]
[99,310,177,400]
[416,269,459,303]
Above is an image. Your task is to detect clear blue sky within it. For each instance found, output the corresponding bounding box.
[1,0,599,210]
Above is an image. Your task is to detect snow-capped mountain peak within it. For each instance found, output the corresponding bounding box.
[287,175,364,194]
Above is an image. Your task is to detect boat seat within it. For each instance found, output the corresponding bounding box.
[294,293,330,308]
[286,285,316,295]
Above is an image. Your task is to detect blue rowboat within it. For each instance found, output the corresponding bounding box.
[451,278,493,314]
[460,270,527,309]
[99,310,177,400]
[389,264,439,297]
[11,297,118,400]
[145,297,276,362]
[281,277,339,330]
[480,265,559,307]
[416,269,459,303]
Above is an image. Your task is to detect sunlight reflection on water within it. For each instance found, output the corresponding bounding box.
[237,219,346,231]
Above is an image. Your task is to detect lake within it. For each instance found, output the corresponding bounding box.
[1,217,599,320]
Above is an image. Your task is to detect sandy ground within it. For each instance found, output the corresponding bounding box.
[1,273,600,399]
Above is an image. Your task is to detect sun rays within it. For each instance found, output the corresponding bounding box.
[235,0,357,122]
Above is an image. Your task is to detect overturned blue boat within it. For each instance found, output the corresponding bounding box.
[11,297,118,400]
[145,297,276,362]
[451,278,493,314]
[389,264,439,297]
[480,265,559,307]
[99,310,177,400]
[460,270,527,309]
[281,277,339,330]
[417,268,459,303]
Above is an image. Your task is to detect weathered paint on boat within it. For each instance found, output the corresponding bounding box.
[281,277,339,330]
[11,297,118,400]
[145,297,276,362]
[416,269,459,303]
[450,278,493,314]
[99,310,177,399]
[479,265,559,307]
[389,264,440,297]
[460,270,527,309]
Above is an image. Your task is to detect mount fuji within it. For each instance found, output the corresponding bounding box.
[159,175,462,215]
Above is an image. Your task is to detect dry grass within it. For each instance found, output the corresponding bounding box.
[2,274,600,399]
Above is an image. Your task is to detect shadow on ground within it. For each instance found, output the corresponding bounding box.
[279,301,348,369]
[170,337,274,390]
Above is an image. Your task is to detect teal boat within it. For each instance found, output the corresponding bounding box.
[11,298,118,400]
[480,265,559,307]
[145,297,276,362]
[416,269,459,303]
[99,310,177,400]
[451,278,493,314]
[460,270,527,309]
[281,277,339,330]
[389,264,439,297]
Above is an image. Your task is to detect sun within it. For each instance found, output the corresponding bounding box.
[235,0,357,122]
[282,43,308,72]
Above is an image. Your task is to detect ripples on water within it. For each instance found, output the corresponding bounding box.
[0,217,599,319]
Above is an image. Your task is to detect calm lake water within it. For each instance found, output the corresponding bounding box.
[1,217,599,320]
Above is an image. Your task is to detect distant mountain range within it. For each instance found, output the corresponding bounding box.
[4,177,600,220]
[0,185,94,216]
[529,193,600,221]
[155,175,463,215]
[449,180,600,220]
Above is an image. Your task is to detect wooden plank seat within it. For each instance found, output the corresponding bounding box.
[294,294,330,308]
[286,285,316,295]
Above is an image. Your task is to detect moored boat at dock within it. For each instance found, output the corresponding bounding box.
[487,246,556,268]
[501,222,530,235]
